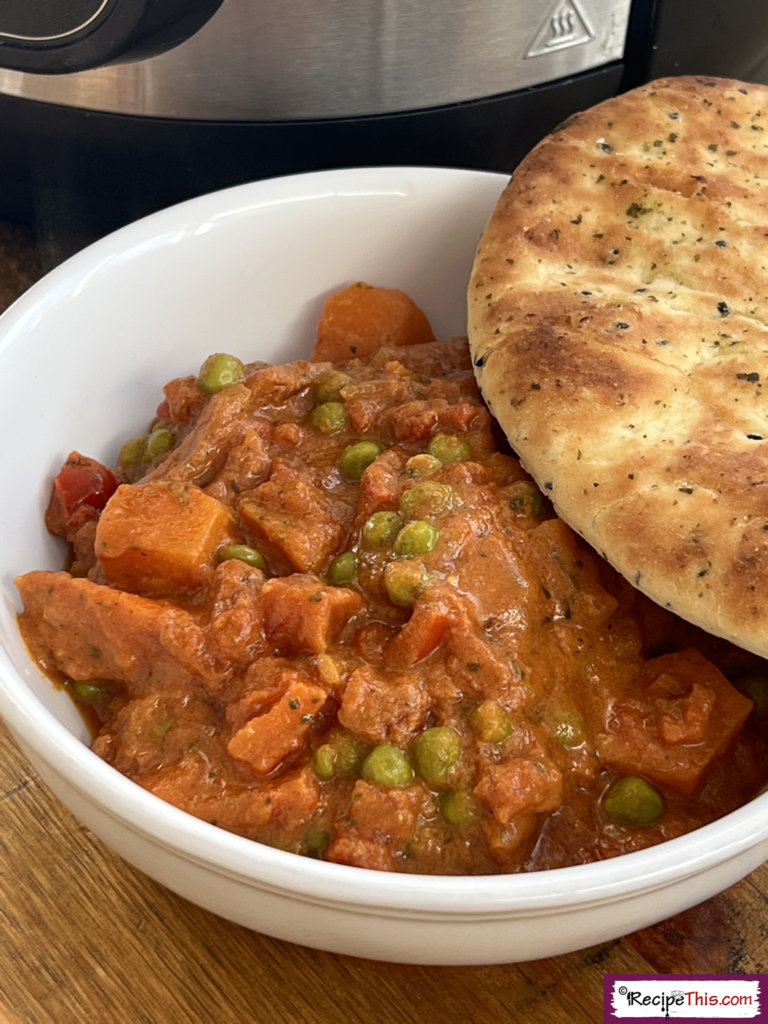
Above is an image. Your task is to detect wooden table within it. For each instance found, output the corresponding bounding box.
[1,222,766,1024]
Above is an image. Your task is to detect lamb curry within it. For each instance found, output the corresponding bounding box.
[16,283,768,874]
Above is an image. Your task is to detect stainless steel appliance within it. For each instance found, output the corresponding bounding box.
[0,0,766,264]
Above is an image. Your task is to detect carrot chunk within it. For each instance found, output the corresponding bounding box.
[95,481,230,595]
[311,282,435,362]
[383,601,453,670]
[261,575,362,655]
[227,678,328,774]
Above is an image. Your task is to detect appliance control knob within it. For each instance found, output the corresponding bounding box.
[0,0,224,74]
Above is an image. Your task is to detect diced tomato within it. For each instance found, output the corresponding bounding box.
[45,451,118,538]
[155,399,171,420]
[161,375,205,425]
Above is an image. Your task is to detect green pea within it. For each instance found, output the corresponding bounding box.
[603,775,664,827]
[383,560,427,607]
[399,481,454,520]
[312,744,337,781]
[144,427,175,461]
[362,743,414,787]
[327,550,357,585]
[411,726,461,787]
[117,435,148,469]
[362,510,403,549]
[508,479,546,519]
[427,433,472,464]
[216,544,267,572]
[70,680,108,703]
[339,440,384,480]
[303,827,331,857]
[394,520,439,557]
[313,369,352,404]
[197,353,245,395]
[334,733,367,777]
[439,789,478,828]
[735,672,768,731]
[405,453,442,477]
[552,708,586,748]
[315,730,367,778]
[309,401,347,435]
[152,715,178,738]
[469,699,513,743]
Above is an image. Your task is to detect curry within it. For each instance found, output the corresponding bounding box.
[16,283,768,874]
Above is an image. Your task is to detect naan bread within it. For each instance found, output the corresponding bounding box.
[468,76,768,657]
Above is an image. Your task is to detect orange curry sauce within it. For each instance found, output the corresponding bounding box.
[16,285,768,875]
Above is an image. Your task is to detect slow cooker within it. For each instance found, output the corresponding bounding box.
[0,0,767,265]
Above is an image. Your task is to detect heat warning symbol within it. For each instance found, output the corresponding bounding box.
[525,0,594,57]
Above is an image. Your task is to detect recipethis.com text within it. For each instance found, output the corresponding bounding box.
[603,975,766,1021]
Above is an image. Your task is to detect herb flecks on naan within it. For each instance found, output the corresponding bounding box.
[468,75,768,658]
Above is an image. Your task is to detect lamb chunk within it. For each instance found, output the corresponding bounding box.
[139,754,273,832]
[92,690,221,775]
[355,448,406,520]
[160,374,206,426]
[380,397,447,445]
[266,767,321,828]
[383,396,490,447]
[70,520,99,577]
[596,649,752,795]
[140,759,318,837]
[15,570,226,695]
[203,426,270,501]
[369,336,473,378]
[237,459,351,574]
[146,383,254,487]
[325,780,429,870]
[343,779,426,842]
[383,585,493,673]
[341,377,413,434]
[337,665,429,746]
[208,555,267,615]
[387,585,523,706]
[383,594,455,669]
[474,756,563,824]
[225,658,307,732]
[323,835,393,872]
[244,360,320,411]
[205,558,268,666]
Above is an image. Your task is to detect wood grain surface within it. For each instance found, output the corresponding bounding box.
[1,718,766,1024]
[1,226,766,1024]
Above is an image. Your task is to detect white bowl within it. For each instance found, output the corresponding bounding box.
[0,167,766,966]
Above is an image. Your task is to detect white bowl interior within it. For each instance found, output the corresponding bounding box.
[0,166,504,731]
[0,166,766,964]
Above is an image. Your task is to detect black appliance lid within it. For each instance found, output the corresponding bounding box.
[0,0,223,74]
